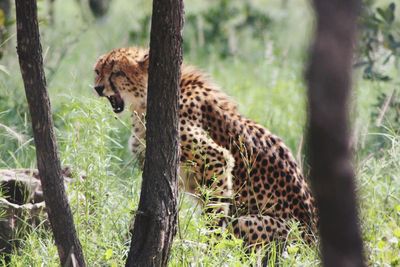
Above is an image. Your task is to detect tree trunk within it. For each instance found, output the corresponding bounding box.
[125,0,184,266]
[305,0,365,267]
[48,0,56,24]
[15,1,86,266]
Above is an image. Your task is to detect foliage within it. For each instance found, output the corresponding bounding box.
[358,1,400,81]
[358,132,400,266]
[0,0,11,59]
[185,1,272,57]
[129,0,272,57]
[366,89,400,154]
[372,90,400,129]
[88,0,111,18]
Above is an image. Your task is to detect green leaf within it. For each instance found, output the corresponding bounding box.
[103,248,113,260]
[388,3,396,13]
[376,3,396,24]
[396,205,400,212]
[385,3,395,23]
[394,228,400,238]
[377,240,386,249]
[377,7,386,21]
[287,245,299,254]
[0,10,5,27]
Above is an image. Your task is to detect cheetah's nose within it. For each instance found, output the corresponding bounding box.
[94,85,105,96]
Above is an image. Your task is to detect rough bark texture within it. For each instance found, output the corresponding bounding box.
[15,1,86,266]
[125,0,184,266]
[306,0,365,267]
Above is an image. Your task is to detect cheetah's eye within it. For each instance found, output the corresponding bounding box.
[95,69,99,75]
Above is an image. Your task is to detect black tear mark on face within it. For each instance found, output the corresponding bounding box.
[107,92,124,113]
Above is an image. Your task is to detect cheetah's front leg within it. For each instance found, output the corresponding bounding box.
[180,126,234,228]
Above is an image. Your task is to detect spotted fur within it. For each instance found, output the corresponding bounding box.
[93,47,318,247]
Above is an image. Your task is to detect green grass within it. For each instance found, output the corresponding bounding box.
[1,0,399,266]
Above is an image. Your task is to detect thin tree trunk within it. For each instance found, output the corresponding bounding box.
[48,0,56,24]
[15,1,85,266]
[125,0,184,266]
[306,0,365,266]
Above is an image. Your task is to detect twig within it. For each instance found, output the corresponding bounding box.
[376,89,395,127]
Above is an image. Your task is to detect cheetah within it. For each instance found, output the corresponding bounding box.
[93,47,318,247]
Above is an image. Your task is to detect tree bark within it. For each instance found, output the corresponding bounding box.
[306,0,365,267]
[15,1,86,266]
[125,0,184,266]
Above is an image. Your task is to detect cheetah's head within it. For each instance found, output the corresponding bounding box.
[93,47,149,113]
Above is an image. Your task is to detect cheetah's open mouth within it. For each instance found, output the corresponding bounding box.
[107,93,124,113]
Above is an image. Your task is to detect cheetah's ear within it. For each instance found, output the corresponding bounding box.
[138,52,149,70]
